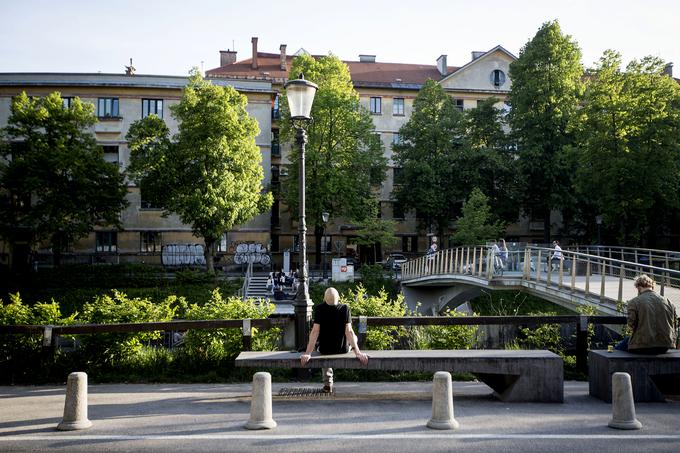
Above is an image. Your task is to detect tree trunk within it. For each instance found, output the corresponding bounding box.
[543,208,551,244]
[314,224,323,267]
[204,237,215,274]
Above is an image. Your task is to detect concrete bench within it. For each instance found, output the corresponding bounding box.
[235,349,563,402]
[589,349,680,402]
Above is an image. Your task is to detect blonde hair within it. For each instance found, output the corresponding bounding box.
[324,287,340,305]
[634,274,655,289]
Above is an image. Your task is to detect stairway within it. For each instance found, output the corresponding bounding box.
[245,275,270,301]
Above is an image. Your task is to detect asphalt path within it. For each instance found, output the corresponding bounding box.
[1,381,679,452]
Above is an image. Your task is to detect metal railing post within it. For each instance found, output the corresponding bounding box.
[242,319,252,351]
[618,264,625,303]
[558,257,564,289]
[478,247,484,276]
[585,260,591,299]
[576,315,589,375]
[571,253,577,292]
[600,260,606,302]
[536,250,542,282]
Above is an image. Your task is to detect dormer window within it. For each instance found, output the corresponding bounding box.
[491,70,506,87]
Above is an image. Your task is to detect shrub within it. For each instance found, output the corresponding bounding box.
[78,290,177,366]
[358,264,396,296]
[517,311,562,353]
[182,289,278,361]
[343,284,406,349]
[411,309,477,349]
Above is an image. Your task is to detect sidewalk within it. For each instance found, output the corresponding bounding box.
[1,381,679,452]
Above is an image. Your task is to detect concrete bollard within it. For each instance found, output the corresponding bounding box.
[245,372,277,430]
[57,372,92,431]
[427,371,459,430]
[608,372,642,430]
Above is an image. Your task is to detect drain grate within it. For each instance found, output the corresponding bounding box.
[278,387,333,398]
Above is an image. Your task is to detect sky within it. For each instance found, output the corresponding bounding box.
[1,0,678,76]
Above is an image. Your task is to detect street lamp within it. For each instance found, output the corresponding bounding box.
[321,211,330,281]
[284,73,318,352]
[595,215,603,245]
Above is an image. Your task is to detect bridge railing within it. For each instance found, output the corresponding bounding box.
[401,245,680,308]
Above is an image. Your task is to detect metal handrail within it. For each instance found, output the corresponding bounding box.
[401,245,680,309]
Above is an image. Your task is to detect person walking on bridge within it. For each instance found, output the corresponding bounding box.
[300,287,369,393]
[615,274,677,354]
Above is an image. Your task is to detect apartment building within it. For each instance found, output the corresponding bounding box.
[0,72,275,267]
[206,38,522,263]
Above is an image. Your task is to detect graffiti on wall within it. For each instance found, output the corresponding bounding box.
[161,244,206,266]
[232,242,271,265]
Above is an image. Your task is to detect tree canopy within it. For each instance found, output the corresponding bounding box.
[0,92,128,266]
[126,70,272,272]
[279,54,386,263]
[508,20,583,242]
[451,188,505,246]
[392,79,464,237]
[575,51,680,245]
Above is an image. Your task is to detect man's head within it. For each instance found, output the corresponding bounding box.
[324,287,340,305]
[634,274,655,294]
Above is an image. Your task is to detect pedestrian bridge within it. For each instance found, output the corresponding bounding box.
[400,245,680,316]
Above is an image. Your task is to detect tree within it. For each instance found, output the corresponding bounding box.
[392,79,464,237]
[576,51,680,245]
[0,92,128,267]
[458,97,519,224]
[508,20,583,242]
[353,200,398,264]
[126,70,272,273]
[280,54,386,265]
[451,188,505,246]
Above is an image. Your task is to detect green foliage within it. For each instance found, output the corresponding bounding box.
[517,311,563,354]
[182,289,278,361]
[126,70,272,272]
[508,20,583,242]
[575,50,680,245]
[174,268,217,285]
[0,92,128,261]
[393,79,464,235]
[358,264,396,297]
[353,200,398,264]
[78,291,177,366]
[342,284,406,349]
[452,188,505,245]
[281,54,387,262]
[470,290,576,316]
[408,309,477,350]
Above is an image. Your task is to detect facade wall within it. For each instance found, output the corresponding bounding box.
[0,74,275,262]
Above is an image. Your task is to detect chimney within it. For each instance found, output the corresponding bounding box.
[251,37,259,69]
[664,62,673,77]
[279,44,287,71]
[436,55,447,76]
[471,51,485,61]
[220,50,237,66]
[359,55,376,63]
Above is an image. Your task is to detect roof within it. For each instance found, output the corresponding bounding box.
[206,52,459,88]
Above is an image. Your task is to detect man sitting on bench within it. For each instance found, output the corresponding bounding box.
[300,287,369,393]
[616,274,678,354]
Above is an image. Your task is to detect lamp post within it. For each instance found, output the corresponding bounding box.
[595,215,603,245]
[284,73,318,352]
[321,211,330,281]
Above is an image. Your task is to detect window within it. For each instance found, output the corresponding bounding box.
[102,145,119,164]
[142,99,163,118]
[392,133,402,146]
[453,99,464,111]
[97,98,119,118]
[271,199,280,227]
[270,234,279,252]
[393,98,404,116]
[96,231,117,252]
[140,231,162,252]
[272,94,281,119]
[271,129,280,157]
[491,69,506,87]
[140,188,159,209]
[217,233,228,252]
[370,97,382,114]
[392,200,405,219]
[393,167,403,185]
[62,97,73,109]
[402,236,418,252]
